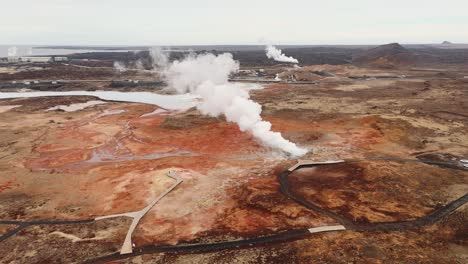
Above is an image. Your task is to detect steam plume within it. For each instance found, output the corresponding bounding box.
[8,46,17,57]
[265,45,298,63]
[149,47,169,69]
[113,61,127,72]
[154,49,307,157]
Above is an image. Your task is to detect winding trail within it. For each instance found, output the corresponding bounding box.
[0,171,183,255]
[1,159,467,263]
[0,219,94,242]
[278,160,468,231]
[85,159,468,263]
[95,170,182,254]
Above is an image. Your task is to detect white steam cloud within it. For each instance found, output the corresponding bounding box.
[8,46,17,57]
[113,61,127,72]
[150,47,169,69]
[152,48,307,157]
[265,45,298,64]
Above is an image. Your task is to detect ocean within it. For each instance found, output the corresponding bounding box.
[0,45,142,58]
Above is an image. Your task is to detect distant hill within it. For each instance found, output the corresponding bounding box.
[352,43,415,68]
[442,41,452,44]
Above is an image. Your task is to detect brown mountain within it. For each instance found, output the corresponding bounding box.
[352,43,415,68]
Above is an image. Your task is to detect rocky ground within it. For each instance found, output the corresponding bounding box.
[0,59,467,263]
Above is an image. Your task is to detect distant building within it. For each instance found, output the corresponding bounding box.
[7,56,20,63]
[53,56,68,62]
[19,57,53,63]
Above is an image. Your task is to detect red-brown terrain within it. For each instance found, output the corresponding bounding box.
[0,50,467,263]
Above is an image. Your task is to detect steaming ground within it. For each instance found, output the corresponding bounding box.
[265,45,299,63]
[0,47,467,263]
[113,61,127,72]
[110,47,307,156]
[157,50,307,157]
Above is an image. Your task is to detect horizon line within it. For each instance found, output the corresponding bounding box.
[1,42,468,47]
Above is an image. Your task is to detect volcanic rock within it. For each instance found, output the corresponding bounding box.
[353,43,415,68]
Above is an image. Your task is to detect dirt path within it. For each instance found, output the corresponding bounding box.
[84,159,468,263]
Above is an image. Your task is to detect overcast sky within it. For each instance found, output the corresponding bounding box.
[1,0,467,45]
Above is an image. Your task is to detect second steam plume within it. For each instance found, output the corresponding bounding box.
[265,45,299,63]
[151,48,307,157]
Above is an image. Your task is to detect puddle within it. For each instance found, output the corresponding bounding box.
[97,109,127,118]
[140,108,168,117]
[46,100,106,112]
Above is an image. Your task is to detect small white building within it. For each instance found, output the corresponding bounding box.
[20,57,52,63]
[7,56,20,63]
[54,56,68,62]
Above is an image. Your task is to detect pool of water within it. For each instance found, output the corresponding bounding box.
[0,45,141,57]
[0,91,197,110]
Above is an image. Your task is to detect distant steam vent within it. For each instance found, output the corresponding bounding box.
[265,45,299,64]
